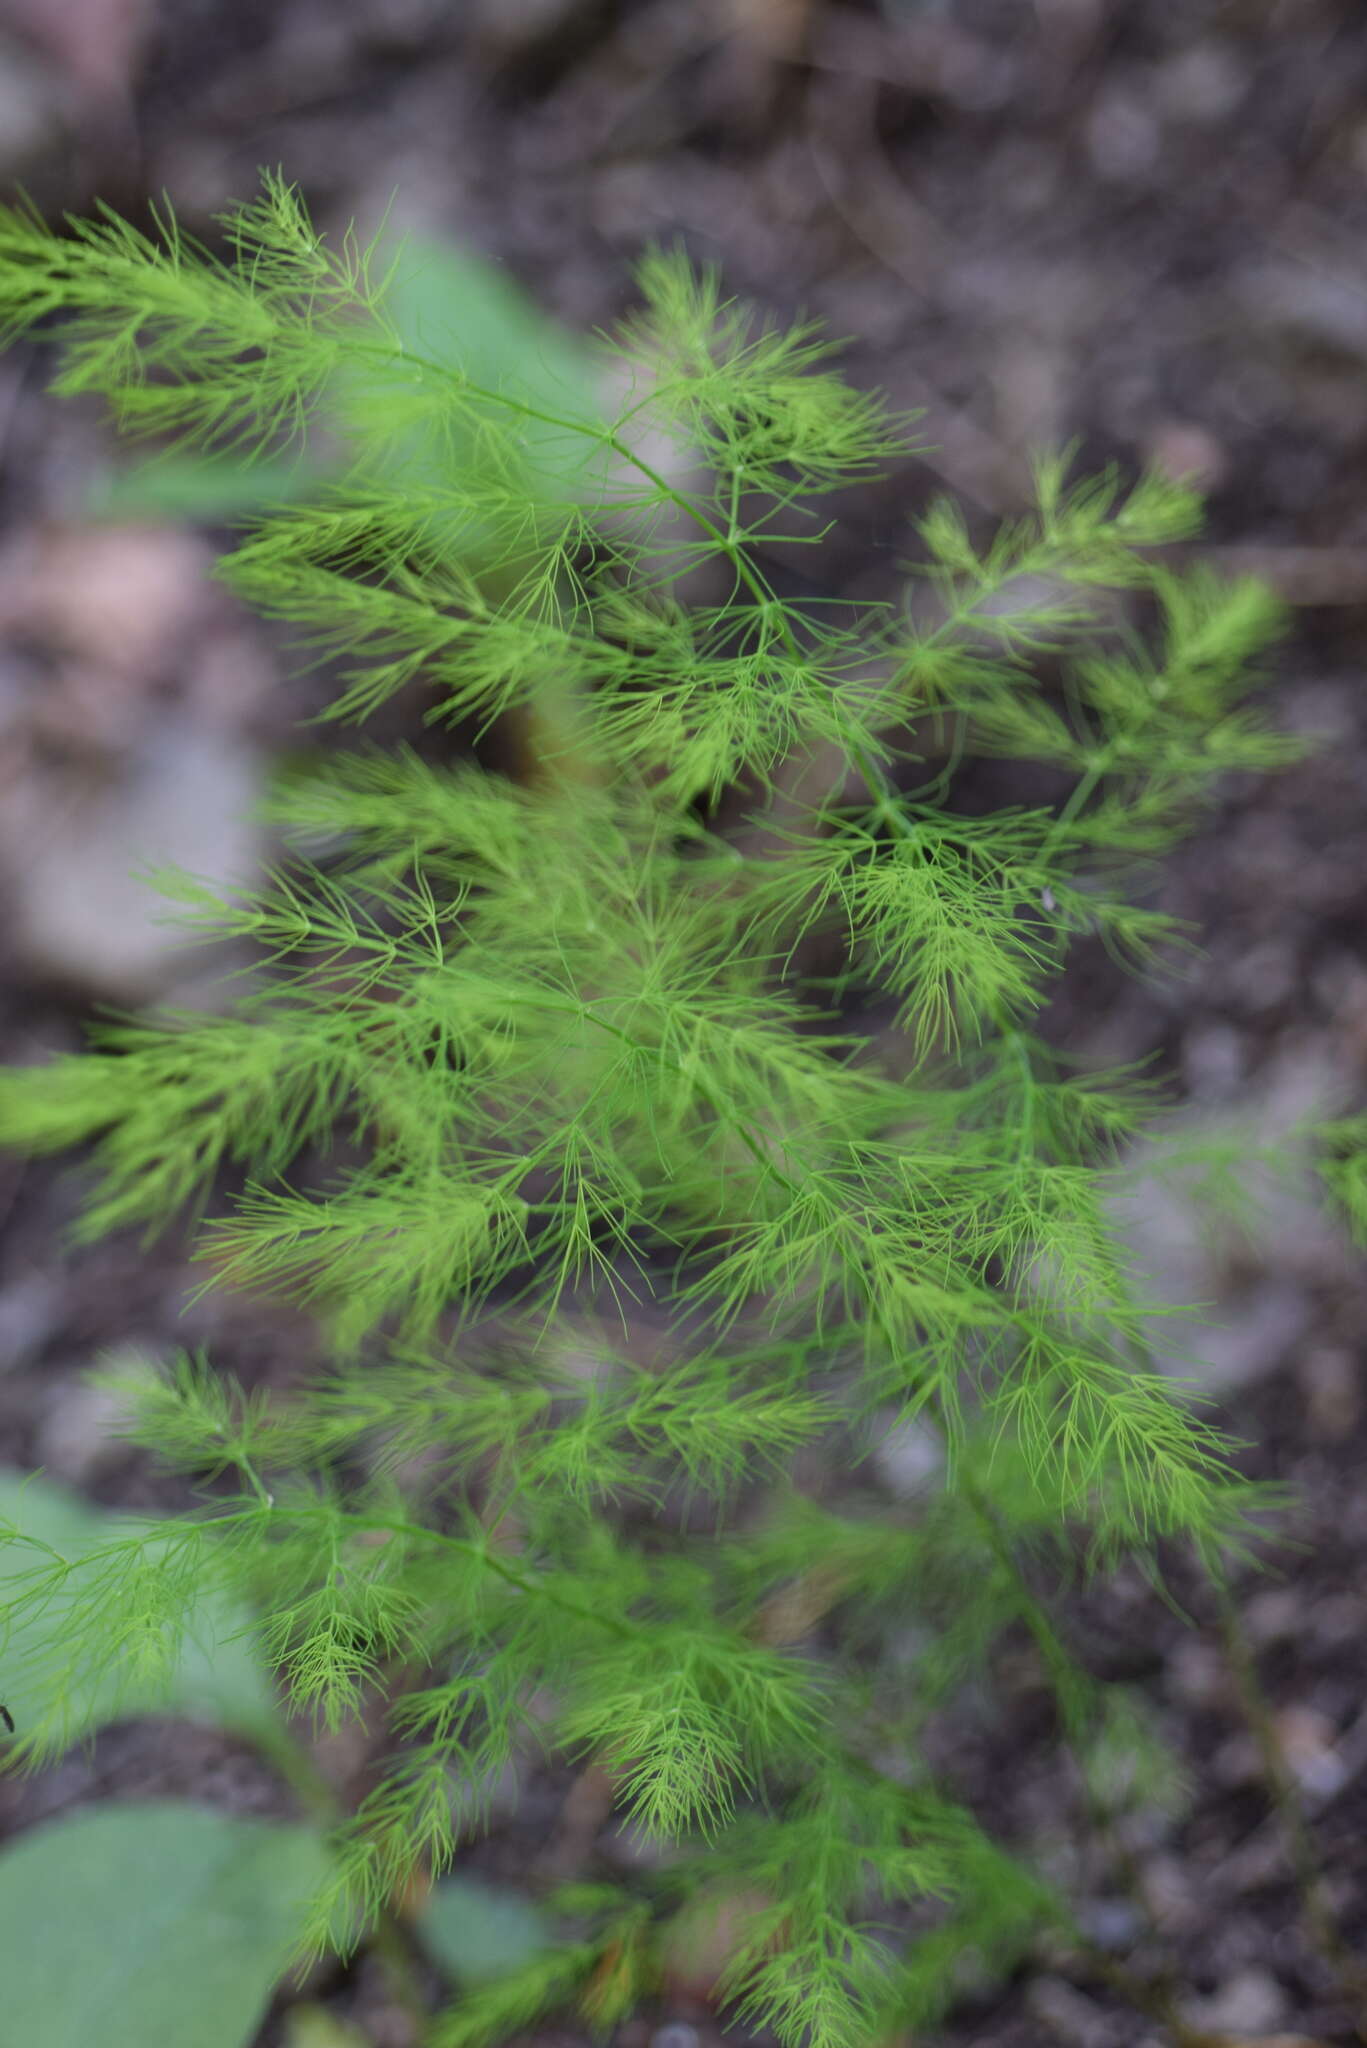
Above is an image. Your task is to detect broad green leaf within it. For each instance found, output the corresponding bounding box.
[418,1873,555,1986]
[90,449,318,521]
[87,239,604,534]
[331,234,606,546]
[0,1801,330,2048]
[0,1468,279,1747]
[382,236,596,427]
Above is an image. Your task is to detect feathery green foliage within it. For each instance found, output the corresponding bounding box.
[0,172,1342,2047]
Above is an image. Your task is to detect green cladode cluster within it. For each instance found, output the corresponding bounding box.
[0,174,1361,2047]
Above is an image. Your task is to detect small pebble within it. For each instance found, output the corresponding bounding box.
[1297,1347,1362,1440]
[1086,89,1161,183]
[1275,1704,1346,1802]
[0,1272,62,1373]
[1153,41,1246,125]
[33,1373,134,1483]
[1025,1975,1117,2047]
[1181,1964,1288,2037]
[1078,1896,1142,1950]
[1144,420,1229,495]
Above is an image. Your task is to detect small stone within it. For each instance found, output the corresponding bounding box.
[1154,41,1246,125]
[1181,1023,1246,1100]
[1228,939,1297,1016]
[0,1271,63,1372]
[1297,1347,1361,1441]
[1139,1852,1194,1929]
[1211,1730,1261,1788]
[1165,1638,1226,1708]
[1275,1705,1346,1803]
[0,36,63,172]
[34,1372,134,1483]
[1181,1964,1288,2037]
[56,527,208,671]
[1078,1897,1142,1950]
[1192,1279,1311,1390]
[1144,421,1229,495]
[1086,88,1161,184]
[3,716,263,1003]
[1026,1975,1119,2046]
[1243,1587,1303,1645]
[869,1413,943,1497]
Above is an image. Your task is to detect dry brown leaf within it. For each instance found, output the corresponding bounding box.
[751,1561,852,1646]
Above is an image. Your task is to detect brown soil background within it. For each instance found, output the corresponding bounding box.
[0,4,1365,2046]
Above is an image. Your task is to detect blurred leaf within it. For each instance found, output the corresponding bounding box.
[91,449,319,522]
[0,1800,331,2048]
[382,236,595,432]
[0,1467,280,1747]
[331,234,605,546]
[88,237,604,537]
[418,1873,555,1986]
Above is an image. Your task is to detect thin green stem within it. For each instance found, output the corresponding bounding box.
[852,715,1361,2031]
[349,337,798,641]
[231,1664,430,2026]
[1211,1572,1367,2039]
